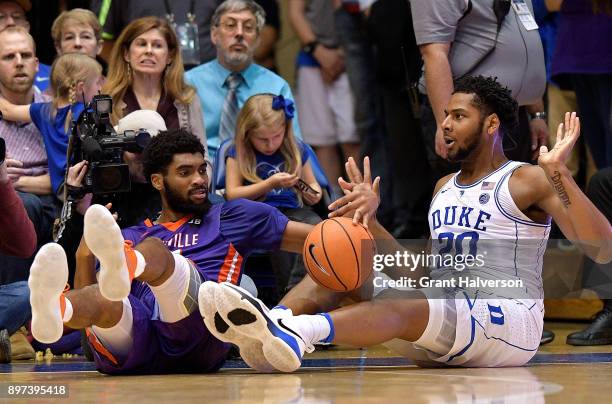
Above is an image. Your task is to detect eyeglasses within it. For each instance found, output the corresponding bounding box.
[217,19,257,35]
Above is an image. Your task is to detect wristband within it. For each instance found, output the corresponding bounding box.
[303,41,319,55]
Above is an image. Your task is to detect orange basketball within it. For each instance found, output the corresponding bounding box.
[303,217,376,292]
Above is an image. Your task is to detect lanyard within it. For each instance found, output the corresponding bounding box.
[163,0,196,23]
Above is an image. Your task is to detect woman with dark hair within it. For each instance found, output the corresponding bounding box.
[103,16,207,152]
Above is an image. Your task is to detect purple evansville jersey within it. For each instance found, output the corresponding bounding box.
[89,199,289,375]
[122,199,289,285]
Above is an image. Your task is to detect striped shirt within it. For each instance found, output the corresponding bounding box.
[0,89,51,177]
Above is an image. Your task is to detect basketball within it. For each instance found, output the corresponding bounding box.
[303,217,376,292]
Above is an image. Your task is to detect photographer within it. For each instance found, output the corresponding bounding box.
[0,137,36,363]
[57,110,165,286]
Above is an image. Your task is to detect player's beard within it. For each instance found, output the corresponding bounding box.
[447,119,485,163]
[163,179,212,216]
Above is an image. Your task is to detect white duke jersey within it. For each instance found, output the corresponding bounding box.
[428,160,551,300]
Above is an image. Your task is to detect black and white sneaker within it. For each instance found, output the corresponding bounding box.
[199,281,276,372]
[214,282,313,373]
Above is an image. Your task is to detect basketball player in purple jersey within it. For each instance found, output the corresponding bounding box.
[27,128,318,374]
[201,76,612,372]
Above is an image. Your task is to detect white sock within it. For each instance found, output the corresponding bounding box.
[62,297,73,322]
[91,298,134,362]
[148,253,192,323]
[286,313,333,346]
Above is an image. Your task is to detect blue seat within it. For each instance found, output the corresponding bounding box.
[211,139,234,194]
[211,139,332,204]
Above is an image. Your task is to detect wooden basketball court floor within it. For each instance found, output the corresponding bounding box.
[1,322,612,402]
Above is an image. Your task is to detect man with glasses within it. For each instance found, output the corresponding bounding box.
[186,0,301,160]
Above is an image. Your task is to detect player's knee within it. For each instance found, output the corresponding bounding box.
[136,237,173,265]
[136,236,165,251]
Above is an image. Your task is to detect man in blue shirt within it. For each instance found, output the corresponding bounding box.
[186,0,301,159]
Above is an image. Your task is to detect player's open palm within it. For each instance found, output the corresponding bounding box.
[538,112,580,171]
[328,156,380,228]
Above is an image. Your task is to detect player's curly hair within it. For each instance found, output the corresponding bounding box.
[143,129,206,180]
[453,75,519,136]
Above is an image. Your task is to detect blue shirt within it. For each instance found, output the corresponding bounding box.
[227,142,309,209]
[33,63,51,93]
[185,59,302,159]
[30,102,85,193]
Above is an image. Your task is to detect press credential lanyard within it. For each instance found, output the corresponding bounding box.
[164,0,201,65]
[511,0,539,31]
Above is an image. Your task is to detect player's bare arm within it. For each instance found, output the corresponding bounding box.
[280,220,313,254]
[511,112,612,263]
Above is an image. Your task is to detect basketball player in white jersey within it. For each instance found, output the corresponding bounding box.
[199,75,612,372]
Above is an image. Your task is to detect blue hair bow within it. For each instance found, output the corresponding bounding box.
[271,95,295,120]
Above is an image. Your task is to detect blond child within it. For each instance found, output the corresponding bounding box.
[225,93,322,289]
[0,53,103,194]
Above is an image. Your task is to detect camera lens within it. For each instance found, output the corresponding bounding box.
[94,166,123,191]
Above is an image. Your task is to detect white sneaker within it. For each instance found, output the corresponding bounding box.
[198,281,276,372]
[84,204,132,301]
[214,282,313,373]
[28,243,68,343]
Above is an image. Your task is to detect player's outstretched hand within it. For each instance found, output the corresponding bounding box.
[538,112,580,173]
[328,156,380,228]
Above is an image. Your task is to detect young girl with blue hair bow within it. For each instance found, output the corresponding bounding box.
[225,93,322,290]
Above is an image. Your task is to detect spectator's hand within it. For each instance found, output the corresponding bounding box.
[68,161,92,214]
[67,160,88,187]
[268,172,299,189]
[313,45,345,83]
[328,156,380,228]
[435,126,448,159]
[538,112,579,173]
[0,161,8,184]
[5,157,26,182]
[530,117,549,161]
[299,183,322,206]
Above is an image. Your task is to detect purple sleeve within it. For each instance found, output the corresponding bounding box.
[220,199,289,256]
[121,226,148,246]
